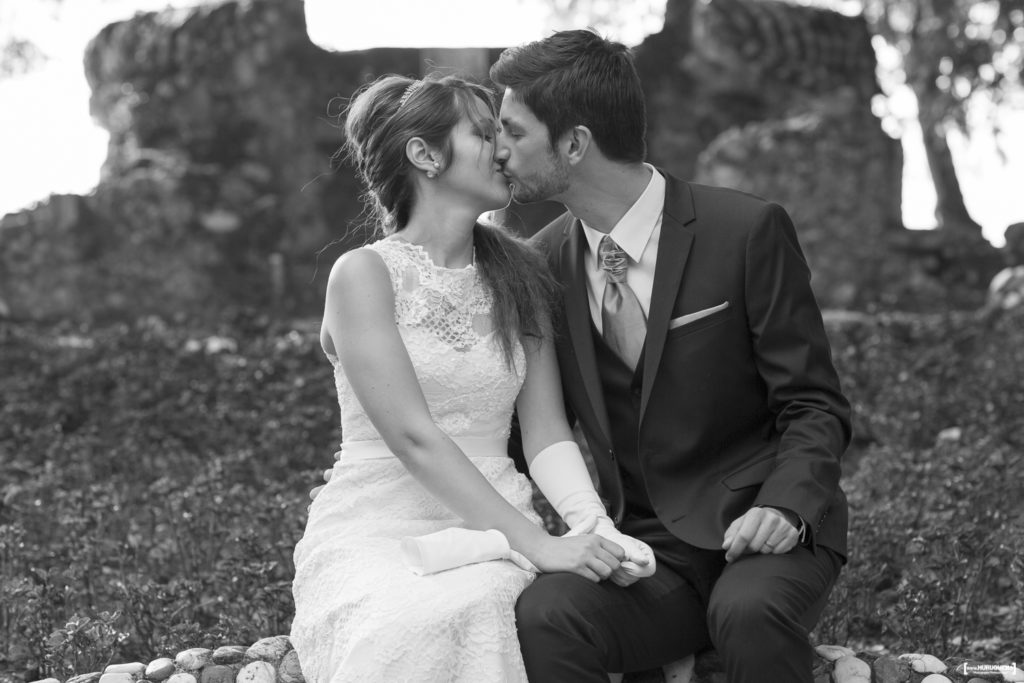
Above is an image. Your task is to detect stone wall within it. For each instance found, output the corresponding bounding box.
[0,0,1004,323]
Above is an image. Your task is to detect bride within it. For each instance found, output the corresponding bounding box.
[290,74,653,682]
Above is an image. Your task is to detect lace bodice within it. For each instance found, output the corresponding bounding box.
[330,238,526,442]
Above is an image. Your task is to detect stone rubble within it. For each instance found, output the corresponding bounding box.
[30,636,1024,683]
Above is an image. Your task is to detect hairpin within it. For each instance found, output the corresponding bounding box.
[398,81,423,109]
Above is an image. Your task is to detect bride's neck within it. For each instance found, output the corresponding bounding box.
[401,202,476,269]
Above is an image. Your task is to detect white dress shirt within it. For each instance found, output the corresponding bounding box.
[580,165,666,334]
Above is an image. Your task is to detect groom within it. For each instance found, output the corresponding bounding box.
[492,30,851,683]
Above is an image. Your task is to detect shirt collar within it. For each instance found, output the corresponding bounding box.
[582,164,665,265]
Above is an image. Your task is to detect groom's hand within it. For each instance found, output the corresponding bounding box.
[722,506,799,562]
[308,451,342,503]
[578,518,654,587]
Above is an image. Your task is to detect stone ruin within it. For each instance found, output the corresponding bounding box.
[0,0,1007,323]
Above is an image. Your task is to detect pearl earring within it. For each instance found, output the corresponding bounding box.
[426,160,440,179]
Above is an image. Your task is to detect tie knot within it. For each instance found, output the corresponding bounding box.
[598,236,628,283]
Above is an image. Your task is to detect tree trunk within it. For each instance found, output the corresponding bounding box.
[913,81,983,232]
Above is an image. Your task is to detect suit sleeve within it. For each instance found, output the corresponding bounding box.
[744,203,852,536]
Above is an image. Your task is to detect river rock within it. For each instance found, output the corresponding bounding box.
[98,674,134,683]
[105,663,146,676]
[662,654,694,683]
[833,655,871,683]
[814,644,856,662]
[1003,665,1024,681]
[198,664,234,683]
[145,658,175,681]
[166,674,197,683]
[245,636,290,664]
[898,653,947,673]
[176,648,213,672]
[873,655,911,683]
[212,645,248,665]
[236,661,275,683]
[66,674,102,683]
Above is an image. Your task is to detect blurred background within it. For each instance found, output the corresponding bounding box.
[1,0,1022,246]
[1,1,1023,681]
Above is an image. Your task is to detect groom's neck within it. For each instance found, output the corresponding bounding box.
[563,161,652,234]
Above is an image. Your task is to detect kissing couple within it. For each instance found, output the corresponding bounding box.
[291,28,851,683]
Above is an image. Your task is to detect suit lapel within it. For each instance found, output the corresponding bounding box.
[640,175,696,422]
[560,219,612,445]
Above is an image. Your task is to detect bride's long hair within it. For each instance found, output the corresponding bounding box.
[340,74,558,366]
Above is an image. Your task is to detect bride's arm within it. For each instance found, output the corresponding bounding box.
[514,327,575,461]
[515,329,656,586]
[325,248,619,580]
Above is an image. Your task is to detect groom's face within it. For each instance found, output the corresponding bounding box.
[496,88,570,204]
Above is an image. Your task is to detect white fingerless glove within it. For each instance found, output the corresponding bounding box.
[529,441,656,584]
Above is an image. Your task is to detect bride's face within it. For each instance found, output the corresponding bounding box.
[436,97,511,212]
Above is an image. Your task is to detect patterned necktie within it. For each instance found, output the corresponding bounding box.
[598,235,647,368]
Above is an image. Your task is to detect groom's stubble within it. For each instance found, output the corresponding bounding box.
[510,145,571,205]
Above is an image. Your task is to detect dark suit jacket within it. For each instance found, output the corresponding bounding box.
[532,172,852,559]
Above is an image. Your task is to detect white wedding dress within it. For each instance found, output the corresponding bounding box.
[291,238,541,683]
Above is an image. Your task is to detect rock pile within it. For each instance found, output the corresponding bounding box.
[29,637,1024,683]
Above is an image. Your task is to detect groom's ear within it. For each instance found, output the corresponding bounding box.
[562,125,593,166]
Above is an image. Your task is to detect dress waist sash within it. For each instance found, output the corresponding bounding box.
[339,436,509,461]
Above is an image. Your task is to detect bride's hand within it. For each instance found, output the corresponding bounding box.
[526,533,625,582]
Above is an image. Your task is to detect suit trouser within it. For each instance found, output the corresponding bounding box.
[515,516,843,683]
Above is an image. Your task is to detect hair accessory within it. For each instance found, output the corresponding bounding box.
[398,81,424,109]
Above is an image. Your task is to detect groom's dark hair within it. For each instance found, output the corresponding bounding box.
[489,29,647,163]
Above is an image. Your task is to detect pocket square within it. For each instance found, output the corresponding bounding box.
[669,301,730,329]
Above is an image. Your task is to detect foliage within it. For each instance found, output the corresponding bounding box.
[862,0,1024,230]
[864,0,1024,126]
